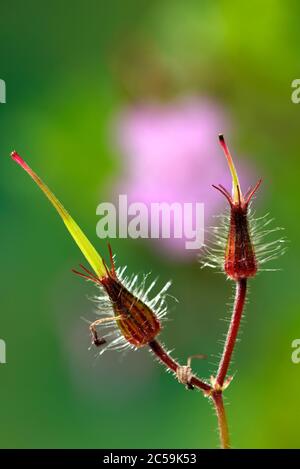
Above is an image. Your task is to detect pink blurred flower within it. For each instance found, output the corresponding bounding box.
[113,97,251,259]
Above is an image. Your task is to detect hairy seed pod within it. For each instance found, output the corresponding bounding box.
[213,135,262,280]
[225,203,257,280]
[101,275,161,347]
[11,151,165,351]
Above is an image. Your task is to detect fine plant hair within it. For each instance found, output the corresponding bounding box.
[10,135,286,448]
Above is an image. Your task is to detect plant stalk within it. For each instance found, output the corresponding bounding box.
[212,392,230,449]
[216,278,247,387]
[148,278,247,449]
[148,340,211,393]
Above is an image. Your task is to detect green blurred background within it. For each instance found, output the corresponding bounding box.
[0,0,299,449]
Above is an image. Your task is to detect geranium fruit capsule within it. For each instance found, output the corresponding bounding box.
[11,151,163,350]
[212,135,262,280]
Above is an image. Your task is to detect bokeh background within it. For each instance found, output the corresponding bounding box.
[0,0,298,449]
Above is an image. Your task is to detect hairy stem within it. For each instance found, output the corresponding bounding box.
[212,392,230,449]
[148,340,211,394]
[216,278,247,387]
[209,278,247,449]
[149,279,247,449]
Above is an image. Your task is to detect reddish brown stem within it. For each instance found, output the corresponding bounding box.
[149,278,247,449]
[216,278,247,387]
[148,340,211,394]
[212,392,230,449]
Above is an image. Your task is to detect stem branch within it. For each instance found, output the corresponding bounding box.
[148,340,211,394]
[149,278,247,449]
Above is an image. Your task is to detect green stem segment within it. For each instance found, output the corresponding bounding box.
[212,392,230,449]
